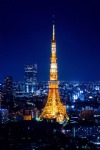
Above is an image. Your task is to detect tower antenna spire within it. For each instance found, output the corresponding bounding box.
[53,14,55,24]
[52,15,55,41]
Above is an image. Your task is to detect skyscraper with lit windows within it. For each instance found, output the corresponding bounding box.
[4,76,13,95]
[24,64,38,94]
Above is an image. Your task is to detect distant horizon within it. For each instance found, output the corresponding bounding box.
[1,74,100,84]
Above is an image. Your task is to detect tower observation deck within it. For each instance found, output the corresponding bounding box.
[39,23,69,123]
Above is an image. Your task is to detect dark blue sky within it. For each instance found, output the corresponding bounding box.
[0,0,100,82]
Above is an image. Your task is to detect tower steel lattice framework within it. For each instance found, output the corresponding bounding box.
[39,23,69,123]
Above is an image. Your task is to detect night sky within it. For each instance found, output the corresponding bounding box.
[0,0,100,82]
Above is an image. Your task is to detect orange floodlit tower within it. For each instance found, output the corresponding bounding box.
[39,23,69,123]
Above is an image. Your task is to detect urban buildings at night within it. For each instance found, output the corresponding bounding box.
[0,36,100,149]
[12,64,38,98]
[0,28,100,149]
[0,0,100,149]
[4,76,13,95]
[24,64,38,93]
[0,109,8,124]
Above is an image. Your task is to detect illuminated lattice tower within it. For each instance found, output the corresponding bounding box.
[39,23,69,123]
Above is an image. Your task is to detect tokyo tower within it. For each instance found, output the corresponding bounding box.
[39,23,69,123]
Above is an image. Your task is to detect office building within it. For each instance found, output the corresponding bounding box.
[4,76,13,95]
[0,109,8,123]
[24,64,38,94]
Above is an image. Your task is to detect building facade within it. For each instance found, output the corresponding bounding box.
[4,76,13,95]
[0,109,8,123]
[24,64,38,94]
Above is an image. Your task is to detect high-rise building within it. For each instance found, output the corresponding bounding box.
[13,81,26,97]
[24,64,38,94]
[39,23,69,123]
[24,64,37,83]
[0,109,8,123]
[4,76,13,95]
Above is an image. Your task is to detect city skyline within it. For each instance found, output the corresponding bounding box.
[0,0,100,82]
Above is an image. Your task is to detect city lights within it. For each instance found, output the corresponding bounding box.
[0,1,100,149]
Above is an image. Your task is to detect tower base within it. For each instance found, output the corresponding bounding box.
[39,88,69,124]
